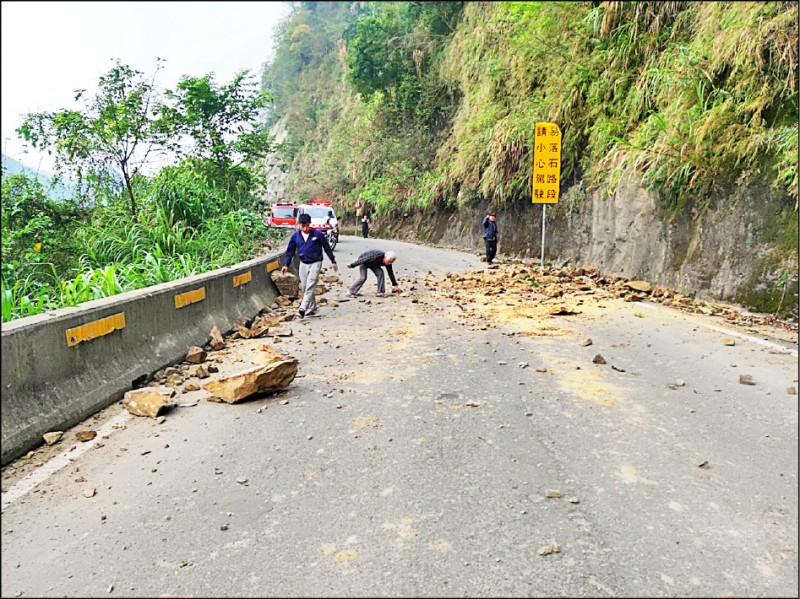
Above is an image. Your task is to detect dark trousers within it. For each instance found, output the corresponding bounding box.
[362,222,369,238]
[484,239,497,264]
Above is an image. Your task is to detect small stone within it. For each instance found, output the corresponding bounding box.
[220,524,229,531]
[156,416,166,424]
[592,354,606,365]
[566,496,580,504]
[83,488,97,498]
[739,374,755,386]
[723,338,736,346]
[76,430,97,442]
[43,431,64,446]
[788,387,797,395]
[579,339,592,347]
[236,477,248,484]
[538,541,561,556]
[544,489,561,498]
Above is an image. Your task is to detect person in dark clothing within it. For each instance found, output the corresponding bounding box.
[281,213,338,317]
[345,249,402,298]
[482,211,499,265]
[361,214,370,238]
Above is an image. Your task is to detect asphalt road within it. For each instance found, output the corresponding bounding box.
[2,235,797,598]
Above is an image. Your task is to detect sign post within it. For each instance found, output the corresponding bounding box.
[532,122,562,269]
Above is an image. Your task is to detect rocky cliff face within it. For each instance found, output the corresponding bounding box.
[260,116,290,204]
[378,169,798,314]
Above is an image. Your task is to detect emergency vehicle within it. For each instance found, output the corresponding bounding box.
[266,202,298,229]
[296,199,339,250]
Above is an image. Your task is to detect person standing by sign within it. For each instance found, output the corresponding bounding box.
[281,213,338,318]
[361,213,370,238]
[482,211,499,265]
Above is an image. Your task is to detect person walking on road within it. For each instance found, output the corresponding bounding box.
[482,211,499,265]
[346,249,402,298]
[361,213,370,239]
[281,213,338,317]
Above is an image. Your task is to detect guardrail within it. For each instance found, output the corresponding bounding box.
[1,251,293,466]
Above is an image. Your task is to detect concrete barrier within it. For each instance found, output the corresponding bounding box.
[1,251,295,466]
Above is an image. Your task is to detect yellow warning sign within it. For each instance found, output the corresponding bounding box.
[66,312,126,347]
[233,271,252,287]
[532,122,562,204]
[174,287,206,309]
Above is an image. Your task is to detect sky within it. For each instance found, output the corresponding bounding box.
[1,1,292,174]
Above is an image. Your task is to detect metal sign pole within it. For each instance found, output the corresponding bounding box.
[541,205,546,270]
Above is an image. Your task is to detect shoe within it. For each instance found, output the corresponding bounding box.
[345,292,355,298]
[376,292,386,298]
[298,309,305,318]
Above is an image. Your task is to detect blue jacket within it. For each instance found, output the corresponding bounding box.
[284,228,336,267]
[482,216,498,241]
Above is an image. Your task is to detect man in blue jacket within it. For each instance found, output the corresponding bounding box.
[281,213,338,317]
[482,211,499,265]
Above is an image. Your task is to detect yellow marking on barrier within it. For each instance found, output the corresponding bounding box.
[233,271,252,287]
[66,312,126,347]
[174,287,206,309]
[266,259,280,273]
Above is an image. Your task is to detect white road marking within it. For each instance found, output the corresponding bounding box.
[1,411,131,511]
[638,302,798,357]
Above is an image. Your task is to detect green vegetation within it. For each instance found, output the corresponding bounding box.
[3,61,283,323]
[263,1,797,215]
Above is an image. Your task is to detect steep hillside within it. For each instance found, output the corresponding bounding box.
[261,1,798,315]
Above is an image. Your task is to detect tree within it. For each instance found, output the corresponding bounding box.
[160,70,273,175]
[17,59,169,216]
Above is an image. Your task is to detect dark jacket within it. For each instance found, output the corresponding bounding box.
[284,228,336,267]
[348,249,397,286]
[482,216,498,241]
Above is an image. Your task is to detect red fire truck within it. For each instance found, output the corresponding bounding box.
[265,201,298,229]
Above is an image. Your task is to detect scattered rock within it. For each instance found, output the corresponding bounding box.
[667,379,686,390]
[76,431,97,443]
[203,358,299,404]
[723,338,736,346]
[236,477,248,485]
[626,280,652,293]
[156,416,166,425]
[209,325,226,351]
[83,488,97,498]
[538,540,561,556]
[697,461,710,469]
[271,271,300,298]
[123,387,174,418]
[190,365,210,379]
[251,344,286,366]
[465,401,480,407]
[183,383,201,392]
[579,339,592,347]
[592,354,606,365]
[185,346,207,364]
[739,374,755,386]
[43,431,64,446]
[544,489,561,498]
[788,386,797,395]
